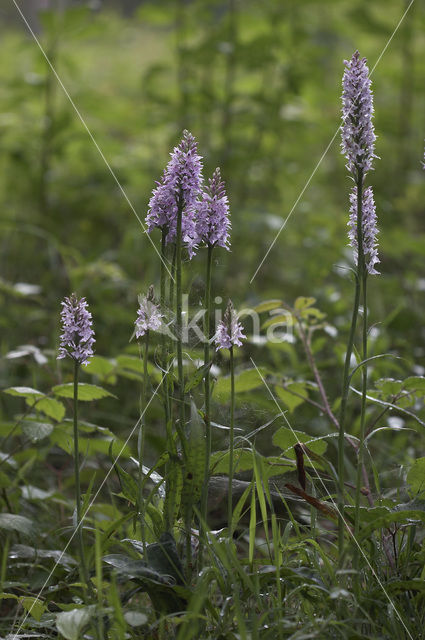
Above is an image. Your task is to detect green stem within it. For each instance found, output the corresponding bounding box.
[354,277,368,573]
[337,172,363,558]
[228,346,235,536]
[176,195,186,454]
[0,534,9,592]
[200,244,213,538]
[73,361,90,595]
[169,244,177,309]
[138,331,150,550]
[160,230,170,427]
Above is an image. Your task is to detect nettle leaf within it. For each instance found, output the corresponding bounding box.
[254,299,284,313]
[56,606,96,640]
[25,396,65,422]
[116,355,143,374]
[214,367,265,398]
[0,513,35,538]
[358,506,425,540]
[3,386,43,398]
[294,297,316,311]
[262,313,295,330]
[375,378,404,397]
[21,421,53,442]
[210,448,254,474]
[52,383,116,402]
[19,596,46,622]
[407,457,425,497]
[272,427,328,459]
[84,355,117,383]
[404,376,425,394]
[275,383,309,412]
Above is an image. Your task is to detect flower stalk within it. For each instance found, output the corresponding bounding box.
[73,360,90,594]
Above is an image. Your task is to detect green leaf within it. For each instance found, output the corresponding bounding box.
[3,386,43,398]
[21,421,53,442]
[25,396,65,422]
[375,378,404,396]
[84,355,116,382]
[19,596,46,622]
[253,299,283,313]
[181,402,206,522]
[407,457,425,497]
[358,506,425,540]
[404,376,425,393]
[210,448,255,474]
[262,314,295,329]
[275,383,309,412]
[294,297,316,311]
[214,367,265,398]
[52,383,116,402]
[116,355,143,373]
[115,463,138,505]
[185,363,211,393]
[272,427,328,459]
[0,513,35,538]
[56,606,96,640]
[10,544,77,568]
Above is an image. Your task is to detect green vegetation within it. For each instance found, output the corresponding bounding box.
[1,2,425,639]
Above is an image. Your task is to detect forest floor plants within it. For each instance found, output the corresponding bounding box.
[1,45,425,640]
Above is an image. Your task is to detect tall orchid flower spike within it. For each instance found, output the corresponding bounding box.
[57,293,95,366]
[341,50,377,179]
[196,167,231,249]
[146,130,203,257]
[135,285,163,338]
[348,185,379,275]
[215,300,245,351]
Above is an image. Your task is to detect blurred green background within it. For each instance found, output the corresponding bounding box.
[1,0,425,463]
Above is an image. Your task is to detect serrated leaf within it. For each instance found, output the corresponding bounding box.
[407,457,425,497]
[272,427,327,459]
[116,355,143,373]
[0,513,35,538]
[52,383,116,401]
[56,606,96,640]
[19,596,46,622]
[214,367,265,398]
[3,386,43,398]
[21,421,53,442]
[25,396,65,422]
[404,376,425,393]
[253,300,283,313]
[275,383,308,412]
[210,448,254,474]
[262,314,295,329]
[375,378,404,396]
[294,297,316,311]
[84,355,116,381]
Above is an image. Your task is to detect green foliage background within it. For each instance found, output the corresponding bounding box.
[1,2,425,637]
[2,0,425,445]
